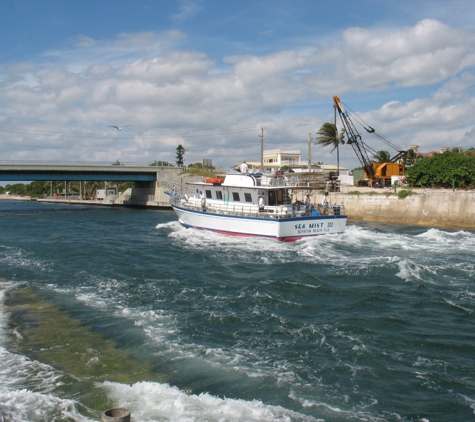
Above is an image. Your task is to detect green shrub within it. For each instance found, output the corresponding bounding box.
[405,151,475,188]
[397,189,414,199]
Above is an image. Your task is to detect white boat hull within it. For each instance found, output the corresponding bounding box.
[172,204,347,242]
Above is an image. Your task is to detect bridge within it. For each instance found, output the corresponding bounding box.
[0,161,184,208]
[0,161,180,182]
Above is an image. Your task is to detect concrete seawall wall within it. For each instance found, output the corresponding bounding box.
[330,191,475,230]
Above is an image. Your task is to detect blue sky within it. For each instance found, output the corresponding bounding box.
[1,0,475,170]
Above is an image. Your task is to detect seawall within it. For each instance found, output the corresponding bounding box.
[330,190,475,230]
[3,189,474,231]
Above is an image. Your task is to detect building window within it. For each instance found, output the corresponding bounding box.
[216,191,223,200]
[244,193,252,202]
[206,190,212,199]
[232,192,240,201]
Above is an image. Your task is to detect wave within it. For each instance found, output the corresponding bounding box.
[100,380,320,422]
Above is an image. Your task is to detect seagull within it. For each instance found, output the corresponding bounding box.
[108,125,131,131]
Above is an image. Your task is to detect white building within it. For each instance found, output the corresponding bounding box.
[247,149,349,176]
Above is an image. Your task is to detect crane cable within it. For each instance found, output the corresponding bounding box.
[341,100,403,152]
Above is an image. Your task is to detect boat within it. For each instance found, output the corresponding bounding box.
[169,172,347,242]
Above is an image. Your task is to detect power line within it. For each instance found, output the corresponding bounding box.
[266,127,307,142]
[0,125,260,140]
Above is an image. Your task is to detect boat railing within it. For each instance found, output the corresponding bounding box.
[265,175,299,187]
[170,194,346,218]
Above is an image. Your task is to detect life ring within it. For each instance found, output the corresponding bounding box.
[203,177,225,184]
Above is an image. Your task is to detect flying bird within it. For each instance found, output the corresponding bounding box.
[108,125,131,131]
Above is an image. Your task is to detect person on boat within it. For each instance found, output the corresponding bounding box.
[201,194,207,212]
[304,193,312,212]
[240,160,248,175]
[171,186,178,203]
[258,195,265,212]
[321,192,330,206]
[321,192,329,214]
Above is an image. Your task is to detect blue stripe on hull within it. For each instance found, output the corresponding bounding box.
[174,205,346,242]
[180,222,344,242]
[172,204,347,222]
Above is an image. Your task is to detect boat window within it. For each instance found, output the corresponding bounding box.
[232,192,240,201]
[244,193,252,202]
[216,191,223,200]
[205,190,212,199]
[268,191,276,205]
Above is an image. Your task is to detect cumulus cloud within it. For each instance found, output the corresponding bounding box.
[172,0,202,23]
[116,32,159,47]
[0,19,475,169]
[304,19,475,95]
[163,30,186,40]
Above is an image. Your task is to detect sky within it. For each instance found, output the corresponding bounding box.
[1,0,475,171]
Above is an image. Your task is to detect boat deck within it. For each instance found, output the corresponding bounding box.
[172,195,346,219]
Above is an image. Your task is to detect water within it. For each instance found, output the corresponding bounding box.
[0,200,474,422]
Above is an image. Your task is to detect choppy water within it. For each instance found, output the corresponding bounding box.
[0,200,474,422]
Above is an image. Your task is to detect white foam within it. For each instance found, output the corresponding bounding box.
[0,387,94,422]
[0,346,93,421]
[100,380,320,422]
[0,283,95,421]
[443,298,472,313]
[0,247,50,273]
[289,390,386,422]
[169,225,289,256]
[155,221,182,230]
[396,259,425,282]
[459,394,475,415]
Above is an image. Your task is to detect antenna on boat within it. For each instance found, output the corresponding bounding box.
[260,127,264,172]
[308,132,313,172]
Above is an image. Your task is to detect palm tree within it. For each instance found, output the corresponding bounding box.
[315,123,345,174]
[404,148,417,167]
[373,150,391,163]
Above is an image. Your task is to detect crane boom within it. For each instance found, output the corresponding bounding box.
[333,96,375,178]
[333,95,406,188]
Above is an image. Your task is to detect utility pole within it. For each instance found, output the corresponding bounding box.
[308,132,313,172]
[260,127,264,172]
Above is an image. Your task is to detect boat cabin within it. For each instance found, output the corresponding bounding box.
[182,173,304,217]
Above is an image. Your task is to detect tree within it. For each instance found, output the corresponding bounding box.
[404,148,417,167]
[149,160,172,166]
[372,150,391,163]
[118,181,134,193]
[315,123,345,173]
[405,151,475,188]
[176,144,185,167]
